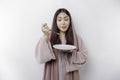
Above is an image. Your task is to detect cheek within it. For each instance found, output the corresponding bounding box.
[57,23,61,30]
[66,21,70,27]
[57,22,60,27]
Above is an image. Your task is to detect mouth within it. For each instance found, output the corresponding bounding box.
[61,26,67,29]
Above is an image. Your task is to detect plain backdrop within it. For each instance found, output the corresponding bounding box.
[0,0,120,80]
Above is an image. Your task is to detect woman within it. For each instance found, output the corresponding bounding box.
[35,8,87,80]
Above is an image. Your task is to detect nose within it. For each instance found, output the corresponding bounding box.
[61,20,65,25]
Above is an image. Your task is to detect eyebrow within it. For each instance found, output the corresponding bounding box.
[57,16,69,19]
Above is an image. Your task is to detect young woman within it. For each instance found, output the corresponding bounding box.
[35,8,87,80]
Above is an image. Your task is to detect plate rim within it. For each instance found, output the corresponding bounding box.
[53,44,76,50]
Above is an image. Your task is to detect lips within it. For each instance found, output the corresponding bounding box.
[61,27,66,29]
[61,26,66,29]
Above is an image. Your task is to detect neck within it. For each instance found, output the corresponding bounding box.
[60,31,65,36]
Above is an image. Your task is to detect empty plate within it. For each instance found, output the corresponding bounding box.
[53,44,76,50]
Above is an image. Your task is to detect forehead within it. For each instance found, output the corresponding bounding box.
[57,12,69,18]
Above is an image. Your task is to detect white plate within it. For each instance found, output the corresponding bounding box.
[53,44,76,50]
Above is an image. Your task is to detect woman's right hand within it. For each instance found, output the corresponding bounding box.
[41,23,51,39]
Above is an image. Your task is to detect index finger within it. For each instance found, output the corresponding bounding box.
[42,23,47,27]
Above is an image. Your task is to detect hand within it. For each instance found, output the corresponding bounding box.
[41,23,51,38]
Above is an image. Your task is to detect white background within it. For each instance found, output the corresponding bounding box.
[0,0,120,80]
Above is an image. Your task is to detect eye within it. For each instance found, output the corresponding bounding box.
[64,17,69,21]
[64,18,69,21]
[57,19,61,21]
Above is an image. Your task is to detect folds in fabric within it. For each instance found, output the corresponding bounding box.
[35,35,87,72]
[66,36,87,72]
[35,36,56,64]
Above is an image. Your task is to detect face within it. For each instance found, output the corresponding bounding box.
[56,12,70,32]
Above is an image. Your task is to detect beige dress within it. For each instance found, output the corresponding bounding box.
[35,35,87,80]
[58,37,68,80]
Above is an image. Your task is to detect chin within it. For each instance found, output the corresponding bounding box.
[60,28,68,32]
[61,29,67,32]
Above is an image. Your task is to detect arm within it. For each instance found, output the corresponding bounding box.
[72,36,87,65]
[66,35,87,72]
[35,36,56,64]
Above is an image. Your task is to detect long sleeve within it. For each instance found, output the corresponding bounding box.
[66,35,87,72]
[72,36,87,64]
[35,36,56,64]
